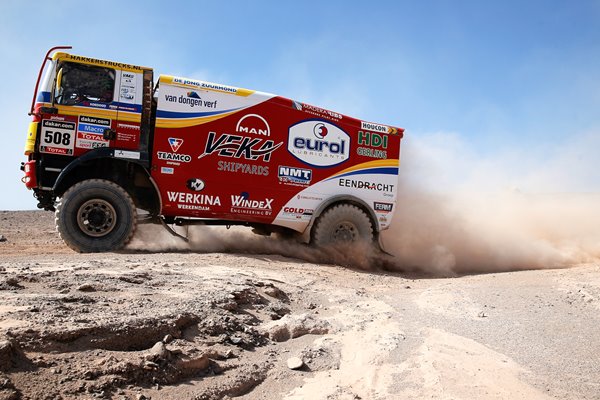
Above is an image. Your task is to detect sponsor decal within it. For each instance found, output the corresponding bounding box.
[157,152,192,164]
[40,120,76,155]
[338,179,395,193]
[167,191,221,211]
[357,147,387,159]
[168,137,184,152]
[217,161,269,176]
[114,150,140,160]
[75,116,110,150]
[301,103,342,121]
[374,202,394,212]
[288,120,350,167]
[198,132,282,162]
[296,194,324,201]
[236,114,270,136]
[186,178,205,192]
[75,133,109,149]
[164,91,218,109]
[358,131,388,148]
[361,121,391,134]
[116,132,137,143]
[172,77,238,94]
[282,207,314,219]
[161,167,174,174]
[278,166,312,185]
[230,192,273,216]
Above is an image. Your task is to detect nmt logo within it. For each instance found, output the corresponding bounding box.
[278,166,312,185]
[288,120,350,167]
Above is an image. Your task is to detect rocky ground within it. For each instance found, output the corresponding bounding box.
[0,210,599,399]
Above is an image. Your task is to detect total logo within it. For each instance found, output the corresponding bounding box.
[236,114,270,136]
[168,137,183,152]
[288,120,350,167]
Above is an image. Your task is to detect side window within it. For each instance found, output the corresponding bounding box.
[56,62,115,105]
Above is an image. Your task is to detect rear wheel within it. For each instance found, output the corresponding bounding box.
[55,179,137,252]
[311,204,374,246]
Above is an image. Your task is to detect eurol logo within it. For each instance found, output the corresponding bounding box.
[288,120,350,167]
[168,137,183,152]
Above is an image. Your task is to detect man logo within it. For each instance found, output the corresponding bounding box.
[236,114,270,136]
[186,178,205,192]
[168,137,183,152]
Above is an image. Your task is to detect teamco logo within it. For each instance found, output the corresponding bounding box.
[288,120,350,167]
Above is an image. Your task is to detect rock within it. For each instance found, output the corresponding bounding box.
[264,285,286,300]
[176,354,211,371]
[287,357,304,370]
[229,336,243,345]
[0,235,6,242]
[77,283,96,292]
[163,334,173,344]
[0,340,19,371]
[261,313,330,342]
[148,341,169,360]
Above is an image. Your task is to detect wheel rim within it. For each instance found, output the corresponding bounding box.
[332,221,358,242]
[76,199,117,237]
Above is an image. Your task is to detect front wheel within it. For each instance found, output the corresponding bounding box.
[311,204,374,247]
[55,179,137,252]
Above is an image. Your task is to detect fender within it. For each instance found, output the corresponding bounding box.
[52,147,151,195]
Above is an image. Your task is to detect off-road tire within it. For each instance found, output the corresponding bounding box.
[55,179,137,253]
[311,204,374,246]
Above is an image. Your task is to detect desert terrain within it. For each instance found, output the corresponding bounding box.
[1,210,599,400]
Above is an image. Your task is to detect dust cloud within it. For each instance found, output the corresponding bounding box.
[129,131,600,276]
[382,131,600,274]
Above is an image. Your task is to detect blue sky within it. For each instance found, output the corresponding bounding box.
[1,0,599,209]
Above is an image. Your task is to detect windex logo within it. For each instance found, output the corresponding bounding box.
[198,132,282,161]
[168,137,183,152]
[288,120,350,167]
[231,192,273,210]
[236,114,270,136]
[278,166,312,185]
[186,178,205,192]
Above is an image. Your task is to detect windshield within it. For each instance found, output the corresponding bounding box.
[55,62,115,105]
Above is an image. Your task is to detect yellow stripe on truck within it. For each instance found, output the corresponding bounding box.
[159,75,255,97]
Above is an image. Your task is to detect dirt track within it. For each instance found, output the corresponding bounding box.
[1,211,599,399]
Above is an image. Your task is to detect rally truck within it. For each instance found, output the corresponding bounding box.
[21,46,404,253]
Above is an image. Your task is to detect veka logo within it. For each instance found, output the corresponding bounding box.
[186,178,205,192]
[288,120,350,167]
[168,137,183,152]
[236,114,270,136]
[198,132,282,162]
